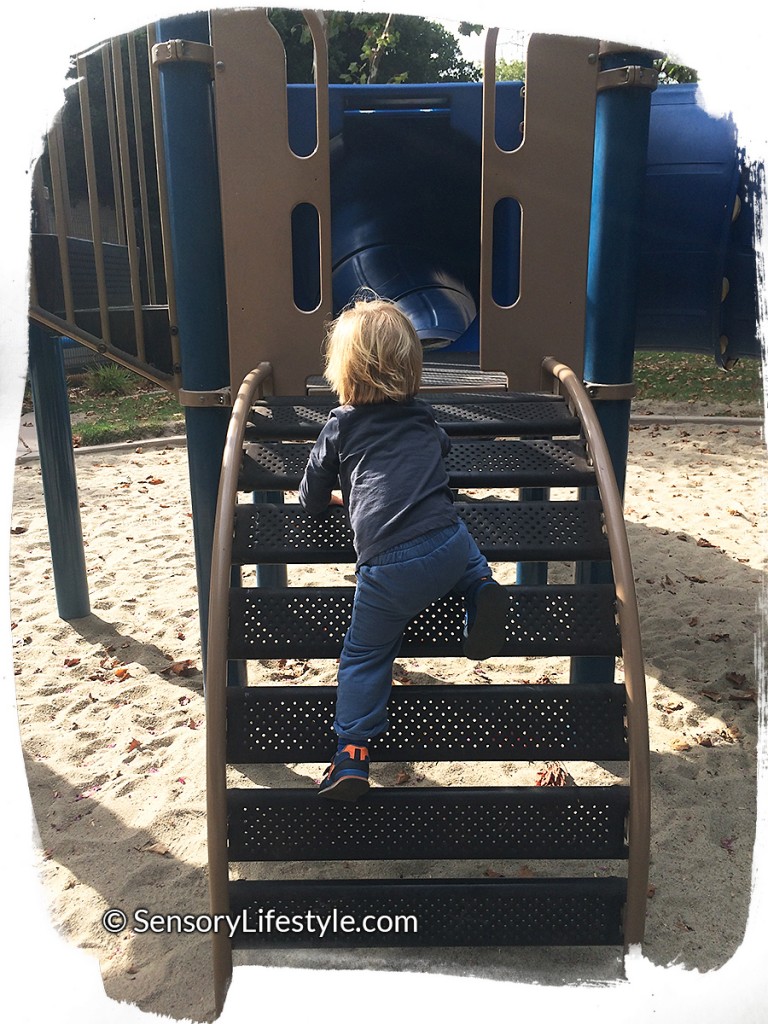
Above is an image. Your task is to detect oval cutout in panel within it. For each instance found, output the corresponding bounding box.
[291,202,321,312]
[494,81,525,154]
[492,197,522,307]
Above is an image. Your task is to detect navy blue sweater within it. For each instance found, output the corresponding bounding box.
[298,399,458,566]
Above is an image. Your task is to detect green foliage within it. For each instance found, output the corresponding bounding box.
[269,10,480,84]
[655,57,698,84]
[340,13,400,84]
[495,57,526,82]
[85,363,135,396]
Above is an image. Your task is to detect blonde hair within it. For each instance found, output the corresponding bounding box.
[323,299,422,406]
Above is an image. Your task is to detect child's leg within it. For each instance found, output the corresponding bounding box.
[333,563,407,745]
[450,520,510,660]
[321,525,473,800]
[335,530,466,741]
[450,519,493,593]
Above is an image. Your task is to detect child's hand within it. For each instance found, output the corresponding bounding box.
[329,491,344,507]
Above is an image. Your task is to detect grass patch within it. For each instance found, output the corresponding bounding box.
[67,374,184,447]
[633,349,763,409]
[85,363,135,396]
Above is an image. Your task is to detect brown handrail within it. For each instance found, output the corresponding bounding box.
[27,305,176,391]
[542,355,650,948]
[205,362,273,1016]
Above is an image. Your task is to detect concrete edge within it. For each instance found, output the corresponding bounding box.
[629,415,764,428]
[15,434,188,465]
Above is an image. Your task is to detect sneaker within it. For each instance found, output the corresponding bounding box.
[318,743,370,801]
[463,579,509,660]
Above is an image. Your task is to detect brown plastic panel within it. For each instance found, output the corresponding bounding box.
[480,32,599,391]
[211,9,331,395]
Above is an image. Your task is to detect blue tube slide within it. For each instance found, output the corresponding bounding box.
[330,110,481,347]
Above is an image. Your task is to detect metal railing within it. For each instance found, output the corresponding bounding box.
[204,362,274,1013]
[542,354,651,947]
[29,26,180,391]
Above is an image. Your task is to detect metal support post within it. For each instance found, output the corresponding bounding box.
[254,492,289,588]
[571,43,659,685]
[154,13,245,684]
[516,487,550,585]
[27,326,90,620]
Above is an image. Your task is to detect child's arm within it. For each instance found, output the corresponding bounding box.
[299,417,342,514]
[420,398,451,456]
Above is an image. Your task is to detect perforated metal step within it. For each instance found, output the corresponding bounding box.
[225,683,629,764]
[227,876,627,948]
[247,392,580,440]
[240,438,595,492]
[227,786,630,861]
[227,583,620,661]
[231,499,609,565]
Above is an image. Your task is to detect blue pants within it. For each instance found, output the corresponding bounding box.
[335,521,491,744]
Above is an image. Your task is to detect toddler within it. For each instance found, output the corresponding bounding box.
[299,299,509,800]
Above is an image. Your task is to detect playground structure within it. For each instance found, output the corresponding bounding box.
[24,9,761,1016]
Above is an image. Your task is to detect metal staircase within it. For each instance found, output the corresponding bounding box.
[205,358,650,1012]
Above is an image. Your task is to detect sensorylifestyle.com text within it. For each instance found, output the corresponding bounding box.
[131,907,418,939]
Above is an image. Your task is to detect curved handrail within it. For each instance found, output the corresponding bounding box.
[205,362,273,1014]
[542,356,650,948]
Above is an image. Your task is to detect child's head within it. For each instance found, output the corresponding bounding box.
[323,299,422,405]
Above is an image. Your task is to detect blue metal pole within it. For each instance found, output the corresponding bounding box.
[155,14,243,683]
[254,492,288,588]
[27,326,90,620]
[571,47,658,686]
[516,487,549,585]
